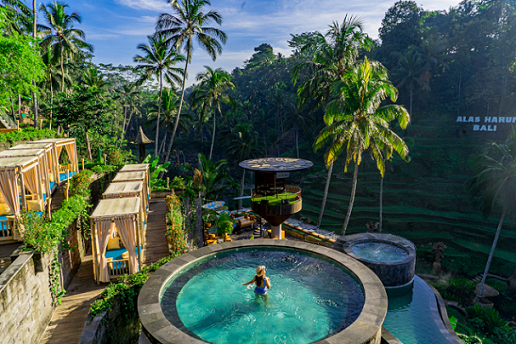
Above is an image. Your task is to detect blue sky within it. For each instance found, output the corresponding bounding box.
[33,0,461,86]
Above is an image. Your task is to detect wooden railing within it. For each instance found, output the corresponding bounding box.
[285,185,302,197]
[109,259,129,279]
[0,219,13,242]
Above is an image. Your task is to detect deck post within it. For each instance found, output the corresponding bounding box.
[91,219,99,284]
[19,167,27,209]
[136,214,142,271]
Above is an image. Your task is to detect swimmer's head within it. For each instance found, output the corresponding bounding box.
[256,266,265,276]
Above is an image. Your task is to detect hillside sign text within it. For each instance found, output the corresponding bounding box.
[456,116,516,131]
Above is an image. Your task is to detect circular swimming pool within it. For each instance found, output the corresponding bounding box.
[138,240,387,344]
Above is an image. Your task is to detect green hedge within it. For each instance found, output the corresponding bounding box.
[0,127,60,143]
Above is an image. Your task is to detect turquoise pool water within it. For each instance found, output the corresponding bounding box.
[350,241,408,262]
[384,276,457,344]
[160,247,364,344]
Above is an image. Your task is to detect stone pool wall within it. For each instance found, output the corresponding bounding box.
[0,251,56,344]
[336,233,416,287]
[138,239,388,344]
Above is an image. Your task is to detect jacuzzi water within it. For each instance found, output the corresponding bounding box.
[350,241,409,262]
[160,247,365,344]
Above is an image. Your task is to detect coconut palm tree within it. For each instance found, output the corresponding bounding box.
[185,153,234,201]
[225,123,262,208]
[117,83,142,146]
[314,57,410,235]
[190,66,235,160]
[293,15,372,229]
[134,33,185,157]
[81,67,110,90]
[467,132,516,302]
[40,48,69,129]
[395,48,424,116]
[283,94,309,159]
[39,1,93,93]
[156,0,227,158]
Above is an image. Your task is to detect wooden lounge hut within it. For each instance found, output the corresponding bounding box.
[0,156,47,242]
[112,171,150,212]
[102,181,148,223]
[10,142,60,190]
[0,148,52,198]
[90,197,144,284]
[119,164,150,193]
[28,138,79,182]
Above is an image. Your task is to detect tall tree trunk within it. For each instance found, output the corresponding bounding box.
[239,169,245,209]
[185,196,193,249]
[18,95,21,118]
[119,105,128,146]
[155,70,163,158]
[49,72,53,129]
[457,72,462,117]
[32,0,38,129]
[295,128,299,159]
[475,205,506,302]
[341,161,359,235]
[166,49,190,164]
[317,162,333,228]
[209,111,216,160]
[159,131,167,157]
[379,176,384,232]
[196,192,203,248]
[60,43,65,93]
[409,90,413,117]
[85,131,93,161]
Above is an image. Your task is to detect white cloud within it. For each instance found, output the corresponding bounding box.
[115,0,170,12]
[88,33,120,40]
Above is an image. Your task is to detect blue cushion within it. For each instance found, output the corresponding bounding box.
[105,246,143,269]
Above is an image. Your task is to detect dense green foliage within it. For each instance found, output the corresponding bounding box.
[0,127,59,143]
[165,194,188,254]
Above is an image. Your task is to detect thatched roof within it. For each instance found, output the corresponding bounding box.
[132,126,153,145]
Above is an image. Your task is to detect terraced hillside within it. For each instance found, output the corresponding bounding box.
[296,120,516,278]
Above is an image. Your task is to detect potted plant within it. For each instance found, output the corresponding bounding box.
[216,212,234,241]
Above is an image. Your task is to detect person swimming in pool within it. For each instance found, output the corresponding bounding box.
[243,265,271,295]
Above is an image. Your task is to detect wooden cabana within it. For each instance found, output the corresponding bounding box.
[119,164,150,193]
[0,148,52,198]
[112,171,150,212]
[102,181,148,223]
[90,197,144,284]
[10,142,59,190]
[0,156,46,242]
[29,138,79,182]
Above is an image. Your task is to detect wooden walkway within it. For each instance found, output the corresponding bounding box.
[39,249,104,344]
[40,198,169,344]
[143,199,169,265]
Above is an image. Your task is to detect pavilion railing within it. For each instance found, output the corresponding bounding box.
[0,219,13,242]
[109,258,129,279]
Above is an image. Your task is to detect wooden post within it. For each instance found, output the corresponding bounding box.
[16,120,19,130]
[19,168,27,210]
[103,154,107,166]
[90,219,98,284]
[167,177,170,189]
[81,158,84,171]
[64,182,69,201]
[136,214,142,272]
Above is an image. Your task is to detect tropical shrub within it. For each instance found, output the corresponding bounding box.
[216,212,234,237]
[69,170,93,198]
[0,127,59,143]
[166,195,188,254]
[466,305,506,335]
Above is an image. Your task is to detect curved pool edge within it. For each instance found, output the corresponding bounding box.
[138,239,388,344]
[425,279,466,344]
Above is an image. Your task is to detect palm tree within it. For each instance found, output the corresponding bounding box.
[147,87,192,162]
[117,83,142,146]
[293,15,372,229]
[39,1,93,92]
[81,68,110,89]
[40,48,69,129]
[467,132,516,302]
[283,94,309,159]
[395,49,424,116]
[157,0,227,159]
[314,57,410,235]
[134,33,185,157]
[225,123,262,208]
[185,153,234,201]
[190,66,235,160]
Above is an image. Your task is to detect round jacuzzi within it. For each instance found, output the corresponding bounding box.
[138,240,387,344]
[340,233,416,287]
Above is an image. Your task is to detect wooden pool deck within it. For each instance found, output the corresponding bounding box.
[40,198,169,344]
